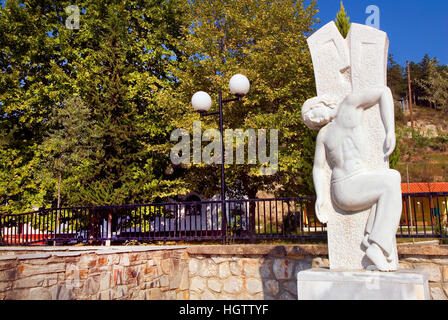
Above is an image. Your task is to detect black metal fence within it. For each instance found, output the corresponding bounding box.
[0,193,447,246]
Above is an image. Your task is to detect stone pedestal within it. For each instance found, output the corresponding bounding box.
[297,269,430,300]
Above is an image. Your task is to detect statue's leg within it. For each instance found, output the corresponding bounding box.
[367,170,402,257]
[332,169,402,270]
[363,204,376,249]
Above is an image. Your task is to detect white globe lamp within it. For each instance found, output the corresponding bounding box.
[191,91,212,112]
[229,74,250,96]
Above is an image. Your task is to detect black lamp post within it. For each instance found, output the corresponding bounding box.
[191,74,250,242]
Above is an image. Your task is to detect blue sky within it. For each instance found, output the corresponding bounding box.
[314,0,448,66]
[1,0,446,66]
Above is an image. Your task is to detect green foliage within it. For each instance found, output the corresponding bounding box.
[418,58,448,111]
[0,0,188,214]
[334,1,350,38]
[0,0,322,216]
[166,0,319,199]
[387,54,407,99]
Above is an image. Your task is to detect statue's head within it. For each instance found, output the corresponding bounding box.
[301,94,340,130]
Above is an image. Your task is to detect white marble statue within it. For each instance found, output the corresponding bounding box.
[303,22,403,271]
[302,87,402,271]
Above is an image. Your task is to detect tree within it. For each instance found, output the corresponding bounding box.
[164,0,319,232]
[387,54,407,99]
[335,1,351,38]
[418,58,448,111]
[65,1,188,206]
[37,96,94,209]
[0,0,188,213]
[0,0,68,214]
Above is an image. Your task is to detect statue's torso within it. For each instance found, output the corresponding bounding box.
[324,105,367,182]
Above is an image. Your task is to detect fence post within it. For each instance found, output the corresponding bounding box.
[0,214,3,245]
[105,211,112,246]
[222,200,227,245]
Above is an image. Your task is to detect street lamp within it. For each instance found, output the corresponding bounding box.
[191,74,250,242]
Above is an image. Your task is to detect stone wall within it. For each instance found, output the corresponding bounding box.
[1,244,447,300]
[0,246,189,300]
[186,244,448,300]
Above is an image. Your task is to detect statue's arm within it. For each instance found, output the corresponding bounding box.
[343,86,396,156]
[313,129,328,224]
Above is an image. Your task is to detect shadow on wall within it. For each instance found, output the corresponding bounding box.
[259,246,329,300]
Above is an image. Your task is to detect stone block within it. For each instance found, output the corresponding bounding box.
[252,292,264,300]
[190,276,206,293]
[115,285,128,299]
[398,261,414,270]
[112,266,124,285]
[51,285,75,300]
[84,276,100,296]
[18,263,65,278]
[278,291,295,300]
[312,257,329,269]
[5,289,30,300]
[29,287,51,300]
[245,278,263,295]
[211,257,232,264]
[229,260,242,276]
[17,253,51,261]
[189,259,199,276]
[161,259,171,274]
[0,261,17,272]
[164,290,176,300]
[189,291,200,300]
[198,259,218,278]
[0,269,18,281]
[218,262,231,279]
[443,266,448,282]
[294,259,312,276]
[297,269,430,300]
[259,259,273,278]
[99,272,111,291]
[264,280,279,296]
[207,279,223,293]
[273,259,293,280]
[97,290,111,300]
[179,268,189,291]
[202,288,218,300]
[0,281,12,293]
[284,279,298,296]
[430,284,447,300]
[223,277,242,294]
[14,274,57,289]
[177,290,188,300]
[159,275,169,287]
[169,270,181,290]
[218,293,235,300]
[243,259,259,277]
[413,264,442,282]
[120,254,130,267]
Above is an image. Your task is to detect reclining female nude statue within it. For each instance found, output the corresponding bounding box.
[302,86,402,271]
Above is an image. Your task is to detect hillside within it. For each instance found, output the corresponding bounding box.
[394,105,448,183]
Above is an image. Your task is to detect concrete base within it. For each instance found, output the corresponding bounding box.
[297,268,430,300]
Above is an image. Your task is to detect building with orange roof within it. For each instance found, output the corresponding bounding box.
[401,183,448,228]
[401,182,448,194]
